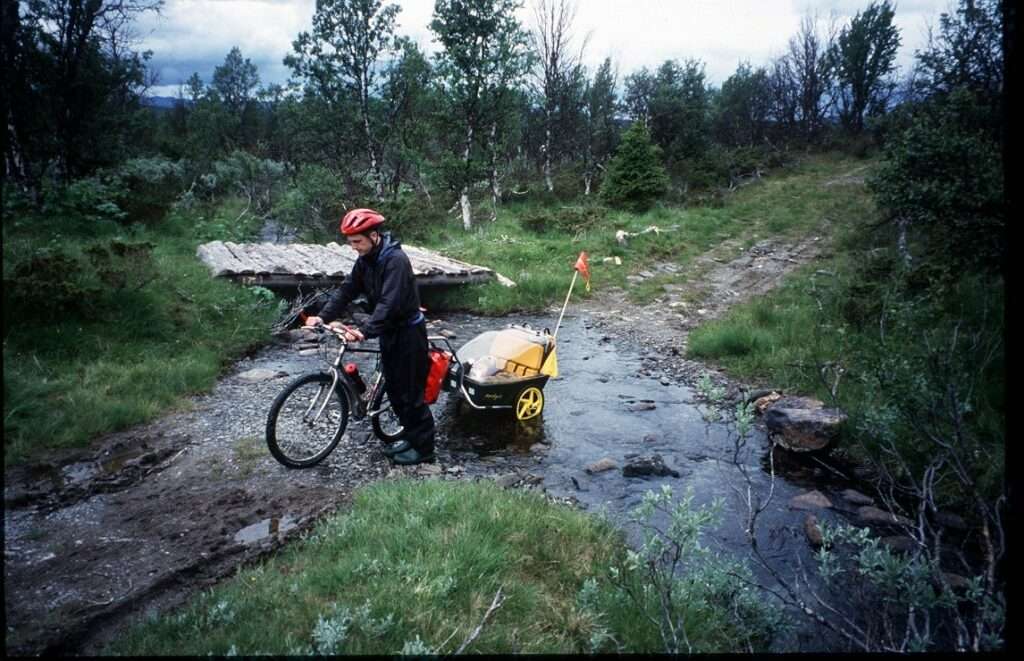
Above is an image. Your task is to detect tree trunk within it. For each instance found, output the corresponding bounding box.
[584,171,592,196]
[488,121,501,217]
[460,187,473,231]
[896,216,912,268]
[543,108,554,192]
[361,74,384,199]
[461,123,474,230]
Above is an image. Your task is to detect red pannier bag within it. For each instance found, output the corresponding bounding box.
[424,347,452,404]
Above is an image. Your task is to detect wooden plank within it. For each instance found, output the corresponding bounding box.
[221,241,263,275]
[323,242,357,276]
[236,242,276,275]
[197,240,503,287]
[230,271,493,288]
[261,243,305,275]
[290,244,328,276]
[196,241,240,276]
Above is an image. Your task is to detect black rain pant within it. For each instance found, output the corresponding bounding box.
[380,321,436,452]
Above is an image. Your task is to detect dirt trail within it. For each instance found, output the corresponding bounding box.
[578,233,828,385]
[4,230,826,656]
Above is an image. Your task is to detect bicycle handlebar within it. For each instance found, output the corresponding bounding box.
[307,320,359,342]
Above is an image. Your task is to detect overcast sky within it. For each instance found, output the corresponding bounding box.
[137,0,952,98]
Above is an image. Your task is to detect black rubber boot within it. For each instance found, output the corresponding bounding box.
[381,440,411,456]
[391,447,436,465]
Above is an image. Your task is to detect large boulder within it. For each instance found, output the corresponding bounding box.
[789,489,833,511]
[622,454,680,479]
[585,458,618,474]
[804,513,825,548]
[763,396,847,452]
[856,505,914,530]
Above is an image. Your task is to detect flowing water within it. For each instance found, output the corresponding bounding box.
[267,309,874,650]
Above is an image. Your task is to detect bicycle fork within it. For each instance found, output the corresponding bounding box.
[302,370,344,427]
[301,369,384,426]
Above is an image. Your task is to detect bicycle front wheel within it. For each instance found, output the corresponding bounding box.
[266,373,349,468]
[370,384,405,443]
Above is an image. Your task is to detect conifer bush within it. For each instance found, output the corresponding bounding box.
[599,123,670,211]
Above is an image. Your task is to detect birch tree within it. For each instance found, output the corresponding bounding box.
[287,0,401,199]
[528,0,586,193]
[431,0,531,230]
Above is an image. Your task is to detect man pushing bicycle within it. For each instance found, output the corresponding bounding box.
[304,208,436,465]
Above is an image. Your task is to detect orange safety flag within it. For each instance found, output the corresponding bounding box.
[574,251,591,291]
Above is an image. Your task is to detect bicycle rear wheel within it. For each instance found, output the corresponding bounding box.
[266,373,349,467]
[370,384,404,443]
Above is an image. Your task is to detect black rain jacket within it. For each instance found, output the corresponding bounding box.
[317,233,423,339]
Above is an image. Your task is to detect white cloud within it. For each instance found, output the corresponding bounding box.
[141,0,949,97]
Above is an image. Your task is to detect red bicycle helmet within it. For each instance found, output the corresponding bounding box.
[340,208,385,235]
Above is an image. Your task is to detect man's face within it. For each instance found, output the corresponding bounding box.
[346,232,377,256]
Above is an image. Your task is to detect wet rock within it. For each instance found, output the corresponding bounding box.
[840,488,874,506]
[237,368,288,383]
[416,464,443,477]
[622,454,680,479]
[493,473,520,489]
[523,474,543,486]
[642,434,659,443]
[660,377,671,386]
[804,513,824,548]
[763,396,847,452]
[286,328,317,343]
[752,392,783,414]
[881,535,918,555]
[789,490,833,511]
[857,506,914,529]
[585,458,618,474]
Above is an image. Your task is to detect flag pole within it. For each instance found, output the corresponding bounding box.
[552,270,578,341]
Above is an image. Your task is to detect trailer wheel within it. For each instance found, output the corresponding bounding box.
[516,386,544,421]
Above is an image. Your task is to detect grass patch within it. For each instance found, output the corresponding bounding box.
[106,479,776,655]
[414,153,871,313]
[2,197,280,465]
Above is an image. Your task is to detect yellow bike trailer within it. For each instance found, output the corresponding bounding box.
[442,324,557,421]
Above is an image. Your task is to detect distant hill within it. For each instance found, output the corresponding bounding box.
[141,96,189,110]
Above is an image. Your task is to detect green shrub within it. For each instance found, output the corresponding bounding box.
[112,157,189,223]
[868,88,1003,274]
[2,239,156,333]
[376,194,450,243]
[519,205,606,235]
[275,163,349,241]
[600,123,670,211]
[41,175,128,229]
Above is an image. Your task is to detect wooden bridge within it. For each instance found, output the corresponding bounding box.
[196,241,514,289]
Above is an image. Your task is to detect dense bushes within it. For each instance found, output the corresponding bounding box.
[275,163,349,241]
[868,89,1004,274]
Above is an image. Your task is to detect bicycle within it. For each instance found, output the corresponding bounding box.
[265,322,453,468]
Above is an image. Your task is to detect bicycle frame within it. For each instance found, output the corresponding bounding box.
[310,323,457,422]
[326,343,381,421]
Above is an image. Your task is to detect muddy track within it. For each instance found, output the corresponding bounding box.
[579,233,827,389]
[4,232,825,656]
